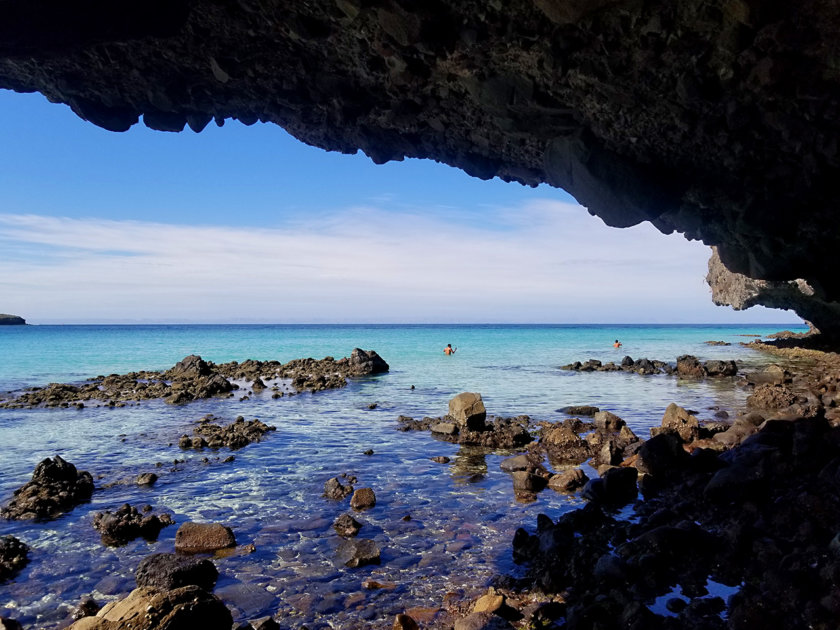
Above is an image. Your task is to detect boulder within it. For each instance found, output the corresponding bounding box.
[593,411,625,432]
[636,433,689,478]
[323,477,353,500]
[169,355,213,379]
[676,355,705,377]
[1,455,94,520]
[449,393,487,431]
[703,359,738,377]
[560,405,600,416]
[582,467,638,505]
[499,454,538,472]
[347,348,390,375]
[658,403,701,442]
[350,488,376,511]
[174,522,236,554]
[0,536,29,582]
[454,611,513,630]
[135,553,218,591]
[430,422,458,435]
[393,614,419,630]
[93,504,174,546]
[511,471,548,494]
[333,514,362,537]
[67,586,232,630]
[0,619,23,630]
[548,468,589,492]
[747,384,798,409]
[136,473,158,486]
[337,538,381,568]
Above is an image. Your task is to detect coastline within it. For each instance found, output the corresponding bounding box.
[0,324,822,629]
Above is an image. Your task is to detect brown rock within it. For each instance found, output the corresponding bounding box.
[174,522,236,554]
[659,403,701,442]
[350,488,376,511]
[393,613,419,630]
[449,392,487,431]
[473,588,504,613]
[548,468,589,492]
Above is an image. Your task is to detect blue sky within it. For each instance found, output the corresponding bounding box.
[0,90,801,325]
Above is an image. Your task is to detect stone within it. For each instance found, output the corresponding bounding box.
[548,468,589,492]
[135,553,218,591]
[136,472,158,485]
[350,487,376,511]
[0,536,29,582]
[393,613,419,630]
[174,522,236,554]
[660,403,701,442]
[747,384,798,409]
[74,598,101,620]
[703,359,738,377]
[66,586,232,630]
[593,411,625,432]
[560,405,600,416]
[473,588,504,613]
[347,348,390,375]
[448,393,487,431]
[454,611,512,630]
[636,432,689,478]
[431,422,458,435]
[430,456,451,463]
[323,477,353,500]
[337,538,381,568]
[582,466,638,505]
[0,619,23,630]
[499,454,535,472]
[676,355,705,378]
[333,514,362,537]
[93,504,173,546]
[1,455,94,520]
[511,471,547,494]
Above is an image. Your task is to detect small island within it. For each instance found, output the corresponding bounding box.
[0,314,26,325]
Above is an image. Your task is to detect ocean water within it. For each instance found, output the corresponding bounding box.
[0,324,805,627]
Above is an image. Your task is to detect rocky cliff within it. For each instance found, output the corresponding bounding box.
[0,314,26,325]
[1,0,839,330]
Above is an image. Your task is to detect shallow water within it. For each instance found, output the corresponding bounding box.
[0,324,804,627]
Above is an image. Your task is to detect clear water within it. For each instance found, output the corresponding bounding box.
[0,324,804,627]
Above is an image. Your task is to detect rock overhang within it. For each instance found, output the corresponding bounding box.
[1,0,839,327]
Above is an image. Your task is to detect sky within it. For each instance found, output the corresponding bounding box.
[0,89,801,325]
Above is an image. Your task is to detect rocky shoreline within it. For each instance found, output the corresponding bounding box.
[0,348,389,409]
[3,342,840,629]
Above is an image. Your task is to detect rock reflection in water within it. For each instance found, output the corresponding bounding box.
[450,445,488,484]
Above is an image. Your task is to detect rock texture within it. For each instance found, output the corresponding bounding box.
[1,2,839,317]
[1,456,94,520]
[707,248,840,339]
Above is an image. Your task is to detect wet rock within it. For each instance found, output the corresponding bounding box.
[184,415,276,450]
[582,466,638,505]
[747,383,798,409]
[540,419,591,464]
[337,538,380,568]
[676,355,705,377]
[350,487,376,511]
[393,613,419,630]
[548,468,589,492]
[135,552,218,591]
[249,617,280,630]
[430,456,451,464]
[704,359,738,376]
[713,413,764,448]
[66,585,232,629]
[746,365,791,386]
[512,471,548,495]
[136,472,158,486]
[431,422,458,435]
[499,454,538,472]
[0,535,29,582]
[656,403,701,442]
[449,392,487,431]
[347,348,390,375]
[73,598,101,619]
[0,619,22,630]
[169,355,212,379]
[560,405,600,416]
[593,411,625,432]
[635,432,689,479]
[323,477,353,500]
[1,455,94,520]
[454,611,513,630]
[174,522,236,554]
[93,504,174,546]
[334,513,362,537]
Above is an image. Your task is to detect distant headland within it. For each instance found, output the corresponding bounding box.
[0,314,26,325]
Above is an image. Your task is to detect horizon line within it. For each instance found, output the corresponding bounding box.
[8,321,807,327]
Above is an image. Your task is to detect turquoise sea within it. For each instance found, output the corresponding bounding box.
[0,323,806,628]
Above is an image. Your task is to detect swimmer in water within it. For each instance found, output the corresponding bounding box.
[614,339,622,348]
[444,343,457,355]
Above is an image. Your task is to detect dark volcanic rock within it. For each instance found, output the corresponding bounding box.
[0,536,29,582]
[1,456,94,520]
[180,415,276,450]
[0,314,25,326]
[347,348,389,375]
[350,487,376,511]
[323,477,353,501]
[93,504,174,546]
[333,514,362,538]
[135,553,218,591]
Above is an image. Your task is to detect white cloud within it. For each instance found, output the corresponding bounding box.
[0,201,802,324]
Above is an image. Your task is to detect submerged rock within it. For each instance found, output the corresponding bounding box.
[1,456,94,520]
[333,514,362,538]
[337,538,381,568]
[93,504,174,546]
[181,415,276,450]
[0,536,29,582]
[323,477,354,500]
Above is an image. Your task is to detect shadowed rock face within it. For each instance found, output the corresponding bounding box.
[2,1,840,311]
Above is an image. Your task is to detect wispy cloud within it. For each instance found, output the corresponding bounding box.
[0,201,799,323]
